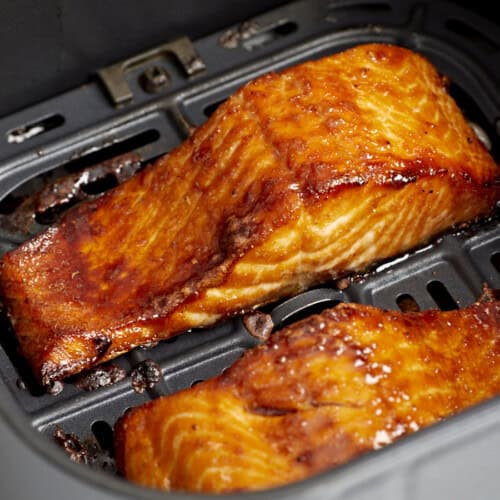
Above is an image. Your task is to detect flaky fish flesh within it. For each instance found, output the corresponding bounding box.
[115,293,500,492]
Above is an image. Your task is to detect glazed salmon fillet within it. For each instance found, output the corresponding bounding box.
[114,294,500,493]
[0,43,498,386]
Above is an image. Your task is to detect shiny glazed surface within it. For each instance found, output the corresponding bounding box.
[0,43,498,385]
[114,295,500,492]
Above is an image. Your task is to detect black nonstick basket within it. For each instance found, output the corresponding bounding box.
[0,1,499,499]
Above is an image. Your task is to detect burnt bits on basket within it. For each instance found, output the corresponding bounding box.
[54,427,116,473]
[130,359,162,393]
[0,152,142,237]
[54,427,89,464]
[73,364,127,392]
[242,311,274,341]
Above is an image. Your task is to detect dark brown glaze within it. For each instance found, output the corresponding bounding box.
[0,43,498,386]
[115,296,500,493]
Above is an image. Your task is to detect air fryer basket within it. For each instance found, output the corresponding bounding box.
[0,1,499,499]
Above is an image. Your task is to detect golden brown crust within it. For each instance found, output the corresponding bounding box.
[0,43,498,385]
[114,297,500,493]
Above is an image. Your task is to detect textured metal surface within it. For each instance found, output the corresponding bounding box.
[0,1,499,499]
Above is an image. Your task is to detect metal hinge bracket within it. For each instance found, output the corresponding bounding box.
[97,36,206,107]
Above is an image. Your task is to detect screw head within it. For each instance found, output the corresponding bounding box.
[140,65,170,94]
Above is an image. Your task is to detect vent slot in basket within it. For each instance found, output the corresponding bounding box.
[0,129,160,241]
[6,114,65,145]
[492,252,500,274]
[427,281,459,310]
[396,293,421,312]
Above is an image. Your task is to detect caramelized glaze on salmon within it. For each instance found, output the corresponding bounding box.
[0,43,498,386]
[114,294,500,493]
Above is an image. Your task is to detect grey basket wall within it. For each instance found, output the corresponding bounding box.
[0,1,499,499]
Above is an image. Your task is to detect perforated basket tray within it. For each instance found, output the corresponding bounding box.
[0,1,499,499]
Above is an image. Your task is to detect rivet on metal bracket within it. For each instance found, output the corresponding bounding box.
[140,65,171,94]
[97,36,206,107]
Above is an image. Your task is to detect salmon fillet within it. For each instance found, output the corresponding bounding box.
[0,43,498,386]
[114,293,500,493]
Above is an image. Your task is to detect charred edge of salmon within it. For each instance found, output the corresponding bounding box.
[38,334,112,387]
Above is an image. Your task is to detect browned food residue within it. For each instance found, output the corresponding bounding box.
[243,311,274,341]
[130,359,162,393]
[73,364,127,391]
[54,427,116,473]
